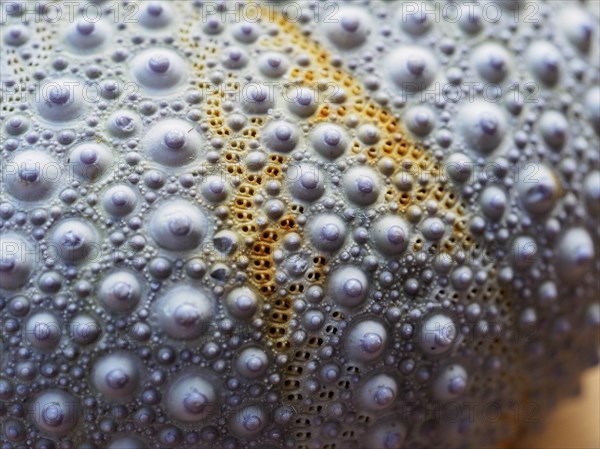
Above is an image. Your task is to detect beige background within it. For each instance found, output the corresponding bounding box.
[518,366,600,449]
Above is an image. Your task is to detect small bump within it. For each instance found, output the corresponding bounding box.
[8,295,30,317]
[203,16,225,35]
[303,310,326,331]
[319,363,341,383]
[264,199,285,220]
[2,418,25,442]
[100,79,122,99]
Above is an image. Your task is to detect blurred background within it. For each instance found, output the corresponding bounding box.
[518,366,599,449]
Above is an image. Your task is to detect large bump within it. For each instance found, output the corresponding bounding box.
[458,100,507,153]
[131,48,188,92]
[372,215,411,256]
[30,389,80,435]
[165,372,217,423]
[149,200,208,251]
[92,352,143,401]
[328,266,369,307]
[4,151,61,202]
[387,45,438,92]
[154,285,216,339]
[49,219,99,264]
[0,233,35,290]
[37,78,88,122]
[143,119,203,167]
[555,228,595,283]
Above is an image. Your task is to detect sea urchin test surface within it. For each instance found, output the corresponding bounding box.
[0,1,599,448]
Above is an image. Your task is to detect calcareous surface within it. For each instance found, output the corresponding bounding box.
[0,1,599,448]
